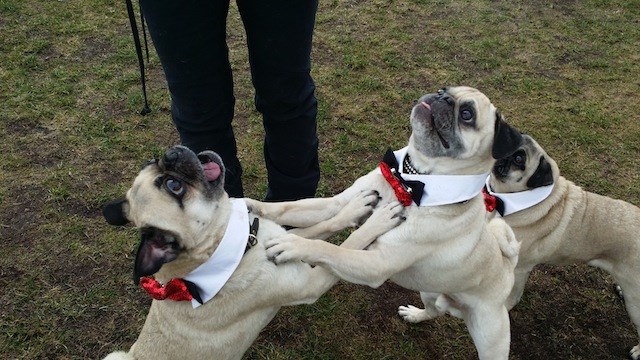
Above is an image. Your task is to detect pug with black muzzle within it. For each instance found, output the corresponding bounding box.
[252,86,523,360]
[101,146,404,360]
[486,134,640,359]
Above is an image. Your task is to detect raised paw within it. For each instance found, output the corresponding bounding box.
[264,234,315,265]
[359,201,405,235]
[333,190,381,229]
[243,198,262,216]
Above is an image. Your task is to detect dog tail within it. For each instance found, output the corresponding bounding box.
[488,218,520,266]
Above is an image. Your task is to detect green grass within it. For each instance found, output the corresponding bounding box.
[1,0,640,359]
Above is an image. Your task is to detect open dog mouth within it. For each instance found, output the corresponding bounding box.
[197,153,222,183]
[134,227,181,284]
[420,102,450,149]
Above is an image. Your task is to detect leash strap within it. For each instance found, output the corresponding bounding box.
[125,0,151,115]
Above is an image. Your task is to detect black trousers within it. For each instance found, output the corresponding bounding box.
[139,0,320,201]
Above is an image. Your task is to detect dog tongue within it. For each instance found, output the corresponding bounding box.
[203,162,221,182]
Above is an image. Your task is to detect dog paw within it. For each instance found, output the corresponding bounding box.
[329,190,381,229]
[614,283,625,302]
[265,234,314,265]
[398,305,434,323]
[360,201,405,235]
[630,344,640,360]
[243,198,262,215]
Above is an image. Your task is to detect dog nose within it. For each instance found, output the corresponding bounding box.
[164,147,183,166]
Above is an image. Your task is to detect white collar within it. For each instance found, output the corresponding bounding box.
[183,198,249,308]
[393,147,489,206]
[485,177,554,216]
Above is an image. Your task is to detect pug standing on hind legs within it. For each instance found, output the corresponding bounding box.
[258,86,523,360]
[486,134,640,359]
[101,145,404,360]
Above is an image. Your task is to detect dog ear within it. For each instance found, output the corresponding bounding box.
[492,111,523,159]
[102,199,130,225]
[526,155,554,188]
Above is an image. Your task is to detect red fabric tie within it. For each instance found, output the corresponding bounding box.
[482,186,497,213]
[140,277,193,302]
[379,161,413,206]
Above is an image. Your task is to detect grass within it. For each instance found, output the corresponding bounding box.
[1,0,639,358]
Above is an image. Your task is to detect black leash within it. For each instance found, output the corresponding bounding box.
[125,0,151,115]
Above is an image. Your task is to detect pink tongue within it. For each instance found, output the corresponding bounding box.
[202,162,221,181]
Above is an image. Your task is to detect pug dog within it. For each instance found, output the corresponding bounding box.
[486,134,640,360]
[101,146,404,360]
[251,86,524,360]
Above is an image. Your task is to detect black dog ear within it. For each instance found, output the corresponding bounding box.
[102,199,130,225]
[492,111,523,159]
[526,156,554,188]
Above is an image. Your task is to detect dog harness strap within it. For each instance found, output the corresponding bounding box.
[245,217,259,253]
[140,277,194,302]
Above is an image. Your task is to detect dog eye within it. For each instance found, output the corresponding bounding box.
[514,155,525,165]
[164,178,185,196]
[460,109,474,122]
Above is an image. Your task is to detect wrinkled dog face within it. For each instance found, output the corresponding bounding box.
[103,145,227,282]
[410,86,522,164]
[491,134,557,193]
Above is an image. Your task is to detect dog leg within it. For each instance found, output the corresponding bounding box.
[288,190,380,240]
[245,197,343,228]
[245,178,371,227]
[611,272,640,360]
[398,292,445,323]
[267,201,403,253]
[464,303,511,360]
[265,202,407,288]
[506,268,533,310]
[103,351,135,360]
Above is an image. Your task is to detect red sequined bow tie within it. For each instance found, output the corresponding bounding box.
[380,149,425,206]
[482,186,505,216]
[140,277,200,302]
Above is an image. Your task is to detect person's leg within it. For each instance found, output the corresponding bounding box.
[139,0,244,197]
[238,0,320,201]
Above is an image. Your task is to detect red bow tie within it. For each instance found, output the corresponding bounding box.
[140,277,194,302]
[482,186,505,216]
[380,149,425,206]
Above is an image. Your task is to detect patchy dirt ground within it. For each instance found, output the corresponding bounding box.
[1,0,639,359]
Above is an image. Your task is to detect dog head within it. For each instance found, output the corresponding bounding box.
[408,86,523,175]
[102,145,228,283]
[490,134,559,193]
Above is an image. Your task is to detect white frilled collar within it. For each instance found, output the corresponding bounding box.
[183,198,249,308]
[392,147,489,207]
[484,177,554,216]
